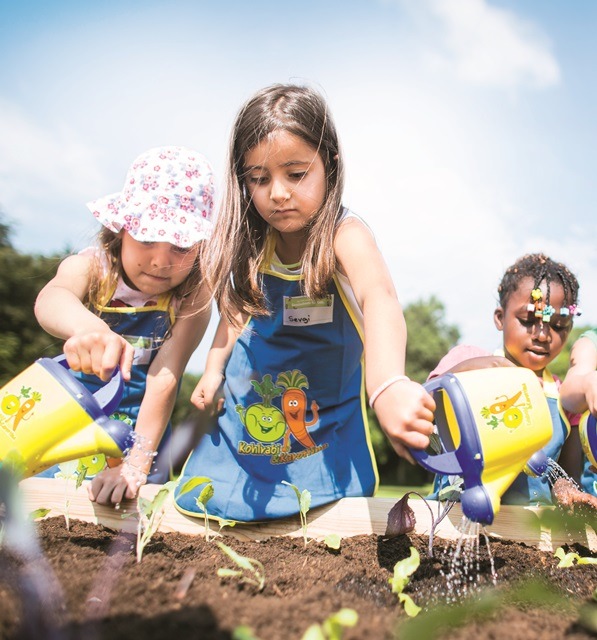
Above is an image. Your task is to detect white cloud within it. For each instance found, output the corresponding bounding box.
[419,0,560,89]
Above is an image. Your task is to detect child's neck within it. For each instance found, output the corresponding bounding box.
[273,231,306,265]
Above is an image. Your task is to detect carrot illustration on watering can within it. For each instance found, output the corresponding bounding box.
[1,387,42,432]
[276,370,319,451]
[481,390,524,429]
[488,391,522,415]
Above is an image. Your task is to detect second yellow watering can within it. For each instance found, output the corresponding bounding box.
[412,367,553,524]
[0,355,134,478]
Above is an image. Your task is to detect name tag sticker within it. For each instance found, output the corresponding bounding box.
[283,295,334,326]
[123,335,155,365]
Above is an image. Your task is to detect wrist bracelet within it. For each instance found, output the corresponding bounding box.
[369,375,410,409]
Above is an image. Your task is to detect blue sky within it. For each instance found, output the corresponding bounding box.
[1,0,596,372]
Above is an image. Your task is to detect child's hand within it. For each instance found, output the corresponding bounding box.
[64,330,135,382]
[88,462,145,505]
[373,380,436,464]
[191,370,225,414]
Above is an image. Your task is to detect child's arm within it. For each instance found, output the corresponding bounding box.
[191,314,242,414]
[560,336,597,414]
[334,218,435,463]
[88,283,212,505]
[34,253,135,381]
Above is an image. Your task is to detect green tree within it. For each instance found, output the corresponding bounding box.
[548,323,592,380]
[368,296,460,486]
[0,219,64,384]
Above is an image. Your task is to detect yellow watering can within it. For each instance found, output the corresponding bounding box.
[0,355,134,478]
[412,367,553,524]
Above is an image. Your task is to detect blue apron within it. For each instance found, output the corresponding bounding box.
[580,457,597,496]
[429,369,570,506]
[175,265,378,521]
[38,288,175,482]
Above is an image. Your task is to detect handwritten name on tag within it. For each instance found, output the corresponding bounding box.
[283,295,334,326]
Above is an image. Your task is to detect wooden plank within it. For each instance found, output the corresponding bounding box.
[19,477,595,551]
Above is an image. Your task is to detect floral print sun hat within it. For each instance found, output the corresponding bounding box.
[87,146,215,248]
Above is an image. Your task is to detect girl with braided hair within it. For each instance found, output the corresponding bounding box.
[428,252,581,505]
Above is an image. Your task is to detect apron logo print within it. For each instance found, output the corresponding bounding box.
[236,370,325,462]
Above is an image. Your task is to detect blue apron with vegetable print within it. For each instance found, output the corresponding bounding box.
[175,266,378,522]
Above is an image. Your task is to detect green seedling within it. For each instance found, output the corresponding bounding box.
[55,460,86,530]
[135,479,179,562]
[28,508,51,521]
[282,480,311,547]
[178,476,214,541]
[232,626,261,640]
[217,541,265,591]
[324,533,341,550]
[388,546,421,617]
[554,546,597,567]
[301,608,358,640]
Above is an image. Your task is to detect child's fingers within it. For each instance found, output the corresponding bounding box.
[118,341,135,382]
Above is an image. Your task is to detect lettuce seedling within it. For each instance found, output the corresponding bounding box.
[554,546,597,567]
[324,533,341,550]
[282,480,311,547]
[178,476,214,541]
[388,546,422,617]
[135,478,179,562]
[217,541,265,591]
[55,460,86,531]
[301,608,358,640]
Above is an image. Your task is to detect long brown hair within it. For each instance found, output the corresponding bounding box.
[203,84,345,326]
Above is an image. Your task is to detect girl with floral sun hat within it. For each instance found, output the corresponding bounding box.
[35,146,215,504]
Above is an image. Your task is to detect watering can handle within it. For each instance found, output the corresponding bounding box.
[55,354,124,416]
[407,375,475,476]
[585,412,597,463]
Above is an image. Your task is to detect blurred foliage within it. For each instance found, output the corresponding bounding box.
[0,218,64,385]
[172,372,200,426]
[548,323,592,380]
[368,296,460,486]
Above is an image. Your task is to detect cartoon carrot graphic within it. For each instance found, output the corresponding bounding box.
[276,370,319,451]
[488,391,522,415]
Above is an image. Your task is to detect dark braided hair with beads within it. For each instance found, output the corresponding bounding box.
[497,253,579,309]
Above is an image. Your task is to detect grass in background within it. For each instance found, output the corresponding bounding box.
[377,484,432,499]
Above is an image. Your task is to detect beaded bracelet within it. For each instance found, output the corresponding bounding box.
[368,375,410,409]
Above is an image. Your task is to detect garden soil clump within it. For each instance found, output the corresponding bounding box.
[0,517,596,640]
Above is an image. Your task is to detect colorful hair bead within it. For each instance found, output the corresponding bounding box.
[531,288,543,301]
[526,303,535,313]
[534,300,545,318]
[542,304,555,321]
[559,307,570,316]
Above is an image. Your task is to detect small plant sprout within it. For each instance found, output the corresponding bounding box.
[55,460,84,531]
[386,482,461,558]
[135,479,179,563]
[324,533,341,551]
[217,541,266,592]
[178,476,214,541]
[282,480,311,547]
[28,508,51,521]
[388,546,422,617]
[301,608,358,640]
[554,547,597,567]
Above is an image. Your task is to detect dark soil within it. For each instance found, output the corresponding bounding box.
[1,516,596,640]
